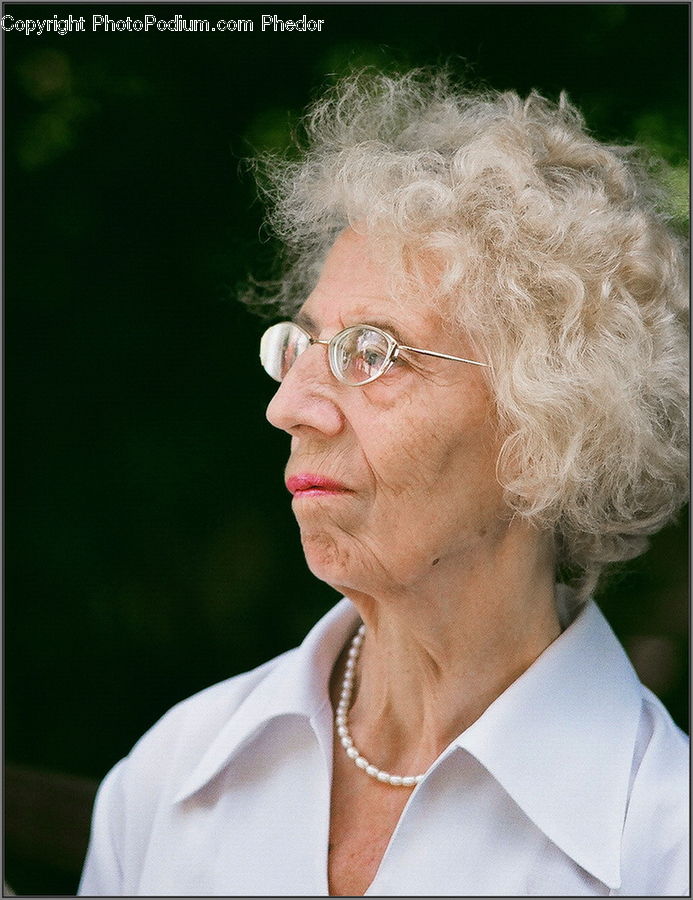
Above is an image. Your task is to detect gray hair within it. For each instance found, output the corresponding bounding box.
[247,69,689,599]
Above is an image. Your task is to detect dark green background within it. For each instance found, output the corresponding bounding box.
[5,2,689,891]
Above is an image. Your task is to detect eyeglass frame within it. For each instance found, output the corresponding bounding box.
[260,320,492,387]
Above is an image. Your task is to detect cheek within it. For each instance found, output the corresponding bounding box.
[361,396,501,509]
[369,402,467,473]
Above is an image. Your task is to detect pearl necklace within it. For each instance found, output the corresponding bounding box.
[335,623,425,788]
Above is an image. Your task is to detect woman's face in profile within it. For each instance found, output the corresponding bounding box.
[266,229,507,598]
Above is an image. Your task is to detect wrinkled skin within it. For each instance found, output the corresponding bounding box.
[267,228,507,608]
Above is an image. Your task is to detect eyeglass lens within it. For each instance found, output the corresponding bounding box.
[260,322,310,381]
[260,322,395,386]
[330,326,392,384]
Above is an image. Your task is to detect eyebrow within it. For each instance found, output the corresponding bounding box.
[361,318,408,345]
[293,310,318,334]
[292,312,408,346]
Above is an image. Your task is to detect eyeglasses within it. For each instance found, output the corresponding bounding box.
[259,321,491,387]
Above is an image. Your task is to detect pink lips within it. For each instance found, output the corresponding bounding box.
[286,473,350,497]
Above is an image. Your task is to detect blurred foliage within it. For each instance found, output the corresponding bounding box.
[5,5,689,891]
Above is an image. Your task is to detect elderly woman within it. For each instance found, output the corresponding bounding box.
[79,71,688,897]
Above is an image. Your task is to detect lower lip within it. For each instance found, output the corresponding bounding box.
[291,488,349,498]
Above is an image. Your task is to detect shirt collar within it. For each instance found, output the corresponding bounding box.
[173,598,360,804]
[454,598,643,889]
[173,593,642,889]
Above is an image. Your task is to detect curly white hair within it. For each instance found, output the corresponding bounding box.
[247,69,689,598]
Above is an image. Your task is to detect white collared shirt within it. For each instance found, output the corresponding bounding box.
[79,596,689,896]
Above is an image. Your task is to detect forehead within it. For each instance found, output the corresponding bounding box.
[299,229,452,344]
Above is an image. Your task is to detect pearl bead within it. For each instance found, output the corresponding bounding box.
[335,623,425,789]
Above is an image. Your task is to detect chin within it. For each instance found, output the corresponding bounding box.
[300,529,354,586]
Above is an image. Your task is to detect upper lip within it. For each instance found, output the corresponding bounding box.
[285,473,350,495]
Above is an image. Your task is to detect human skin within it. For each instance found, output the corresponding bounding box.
[266,228,561,895]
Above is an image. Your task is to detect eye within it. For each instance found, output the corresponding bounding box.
[331,326,394,384]
[350,329,391,379]
[359,337,389,368]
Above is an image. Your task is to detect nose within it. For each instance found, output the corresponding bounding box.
[265,346,345,438]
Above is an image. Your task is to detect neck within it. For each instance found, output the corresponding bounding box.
[330,523,561,776]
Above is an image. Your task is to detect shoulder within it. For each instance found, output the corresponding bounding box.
[130,649,293,782]
[632,688,689,815]
[618,689,689,896]
[79,651,296,895]
[97,648,295,820]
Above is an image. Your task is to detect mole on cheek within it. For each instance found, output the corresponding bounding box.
[431,558,440,566]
